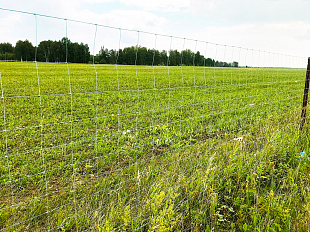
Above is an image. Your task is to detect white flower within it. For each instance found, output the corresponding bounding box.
[123,129,131,135]
[233,137,243,142]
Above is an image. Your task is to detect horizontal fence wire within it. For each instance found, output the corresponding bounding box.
[0,7,309,232]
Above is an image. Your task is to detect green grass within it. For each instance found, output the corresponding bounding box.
[0,61,309,231]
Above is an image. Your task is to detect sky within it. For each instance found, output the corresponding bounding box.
[1,0,310,67]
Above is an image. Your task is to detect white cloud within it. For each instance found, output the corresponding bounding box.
[188,0,310,24]
[99,10,168,31]
[119,0,191,12]
[80,0,116,3]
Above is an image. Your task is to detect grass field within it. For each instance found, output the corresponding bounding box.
[0,62,310,231]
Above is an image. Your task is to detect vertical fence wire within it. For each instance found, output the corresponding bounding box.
[1,71,14,230]
[34,13,50,229]
[65,19,79,231]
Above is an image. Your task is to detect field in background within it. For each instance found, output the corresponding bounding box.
[1,62,310,231]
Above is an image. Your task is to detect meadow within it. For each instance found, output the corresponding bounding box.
[0,61,310,231]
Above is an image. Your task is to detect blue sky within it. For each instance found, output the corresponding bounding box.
[0,0,310,66]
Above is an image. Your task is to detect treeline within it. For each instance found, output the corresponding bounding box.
[0,38,90,63]
[0,38,239,67]
[95,46,238,67]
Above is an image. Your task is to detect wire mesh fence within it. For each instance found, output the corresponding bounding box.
[0,8,310,232]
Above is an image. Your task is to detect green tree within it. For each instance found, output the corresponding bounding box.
[15,40,35,61]
[232,61,239,67]
[68,42,80,63]
[205,58,214,67]
[169,50,181,66]
[98,46,109,64]
[137,46,148,65]
[0,42,15,60]
[160,50,168,66]
[50,40,62,62]
[0,43,14,54]
[123,46,136,65]
[194,51,205,66]
[108,49,117,64]
[37,40,53,62]
[153,49,160,66]
[181,49,194,66]
[117,49,124,64]
[60,37,70,62]
[80,43,90,63]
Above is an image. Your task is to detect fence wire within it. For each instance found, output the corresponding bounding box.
[0,8,310,232]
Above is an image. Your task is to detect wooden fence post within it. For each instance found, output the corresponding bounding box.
[300,57,310,132]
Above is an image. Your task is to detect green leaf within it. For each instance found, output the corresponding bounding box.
[243,223,248,231]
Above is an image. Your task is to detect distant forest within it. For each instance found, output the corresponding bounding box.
[0,38,239,67]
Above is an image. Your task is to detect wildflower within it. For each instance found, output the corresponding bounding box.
[122,129,131,135]
[233,137,243,142]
